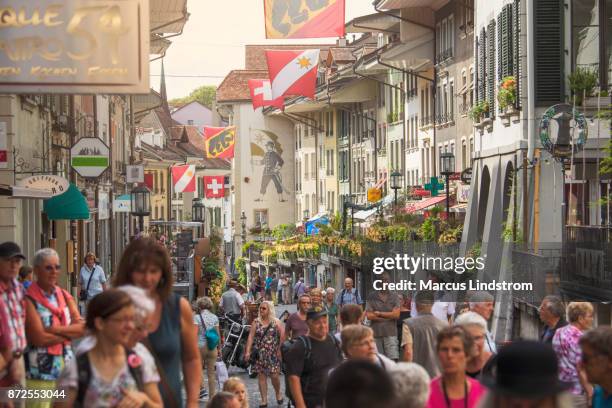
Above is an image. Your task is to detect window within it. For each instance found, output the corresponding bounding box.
[254,209,268,227]
[462,140,467,170]
[469,137,474,165]
[311,153,316,177]
[449,81,455,119]
[572,0,611,88]
[312,195,317,213]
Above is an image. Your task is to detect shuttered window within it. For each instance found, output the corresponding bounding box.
[534,0,564,106]
[477,28,487,103]
[513,0,521,108]
[487,20,496,116]
[498,4,514,81]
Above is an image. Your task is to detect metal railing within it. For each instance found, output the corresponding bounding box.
[435,113,454,124]
[435,48,454,65]
[420,116,434,127]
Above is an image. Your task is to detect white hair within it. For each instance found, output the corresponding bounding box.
[33,248,59,267]
[117,285,155,323]
[326,287,336,294]
[390,363,430,408]
[455,311,489,331]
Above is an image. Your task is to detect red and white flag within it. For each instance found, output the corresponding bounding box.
[144,173,154,190]
[172,165,196,193]
[266,49,320,99]
[204,176,225,199]
[264,0,345,39]
[248,79,284,110]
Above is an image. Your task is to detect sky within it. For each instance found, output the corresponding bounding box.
[150,1,377,100]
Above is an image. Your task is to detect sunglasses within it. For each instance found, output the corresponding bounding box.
[45,265,61,271]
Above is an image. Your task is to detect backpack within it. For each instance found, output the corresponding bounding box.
[198,313,220,350]
[75,348,144,407]
[339,288,359,307]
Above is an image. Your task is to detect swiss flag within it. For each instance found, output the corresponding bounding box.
[171,165,196,193]
[266,49,320,99]
[204,176,225,199]
[248,79,284,110]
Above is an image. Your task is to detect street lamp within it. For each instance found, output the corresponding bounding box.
[390,170,403,210]
[240,210,247,255]
[130,185,151,234]
[192,198,205,237]
[439,152,455,219]
[303,209,310,236]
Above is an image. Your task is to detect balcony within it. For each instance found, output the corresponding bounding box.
[435,48,454,66]
[459,103,471,116]
[420,116,434,128]
[435,113,454,125]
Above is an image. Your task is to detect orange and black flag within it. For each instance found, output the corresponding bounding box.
[204,126,236,159]
[264,0,345,39]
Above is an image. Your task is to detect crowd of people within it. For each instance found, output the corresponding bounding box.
[0,239,611,408]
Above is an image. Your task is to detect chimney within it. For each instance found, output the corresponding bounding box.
[337,38,347,47]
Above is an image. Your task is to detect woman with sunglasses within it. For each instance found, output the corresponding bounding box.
[56,289,162,408]
[245,301,285,407]
[24,248,85,407]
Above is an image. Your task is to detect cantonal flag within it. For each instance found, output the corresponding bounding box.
[266,49,320,99]
[143,173,154,190]
[204,175,225,199]
[248,79,285,110]
[264,0,345,39]
[204,126,236,159]
[171,165,196,193]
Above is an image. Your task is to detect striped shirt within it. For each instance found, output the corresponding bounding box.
[0,278,26,353]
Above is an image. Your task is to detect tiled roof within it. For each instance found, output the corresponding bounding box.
[216,69,269,103]
[328,47,356,65]
[155,106,180,132]
[245,44,334,70]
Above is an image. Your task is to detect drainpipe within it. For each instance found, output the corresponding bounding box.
[526,0,535,162]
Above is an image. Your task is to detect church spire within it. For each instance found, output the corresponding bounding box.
[160,59,170,113]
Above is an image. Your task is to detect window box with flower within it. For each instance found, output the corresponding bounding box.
[497,76,519,125]
[469,101,492,132]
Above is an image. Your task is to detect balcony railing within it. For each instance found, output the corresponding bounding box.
[435,113,454,125]
[459,103,472,116]
[420,116,434,127]
[435,48,454,65]
[566,225,612,243]
[407,89,418,99]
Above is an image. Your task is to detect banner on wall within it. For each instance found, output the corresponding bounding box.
[264,0,345,39]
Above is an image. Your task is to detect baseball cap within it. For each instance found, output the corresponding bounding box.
[0,242,26,260]
[306,309,328,321]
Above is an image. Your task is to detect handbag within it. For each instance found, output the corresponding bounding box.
[198,313,220,350]
[79,266,96,302]
[216,360,229,389]
[249,321,274,365]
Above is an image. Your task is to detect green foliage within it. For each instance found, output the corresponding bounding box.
[234,257,247,286]
[419,217,438,241]
[467,242,482,258]
[569,68,598,104]
[387,111,399,123]
[501,221,523,243]
[169,85,217,109]
[497,76,517,111]
[241,240,263,255]
[469,101,490,122]
[271,224,297,241]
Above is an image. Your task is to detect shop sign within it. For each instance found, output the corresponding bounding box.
[0,123,7,169]
[126,165,144,183]
[457,183,471,203]
[113,194,131,212]
[16,175,69,197]
[98,191,109,220]
[367,187,382,202]
[70,137,109,178]
[0,1,150,94]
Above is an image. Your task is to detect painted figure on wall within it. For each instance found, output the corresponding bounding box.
[251,129,290,202]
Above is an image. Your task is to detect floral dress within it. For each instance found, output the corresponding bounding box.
[253,320,281,375]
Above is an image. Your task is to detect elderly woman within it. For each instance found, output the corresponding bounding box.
[341,324,395,371]
[390,362,430,408]
[193,296,220,400]
[25,248,85,406]
[113,237,201,408]
[78,252,106,308]
[309,287,323,311]
[323,287,338,333]
[245,301,284,407]
[426,325,486,408]
[455,311,494,379]
[56,289,162,408]
[552,302,594,407]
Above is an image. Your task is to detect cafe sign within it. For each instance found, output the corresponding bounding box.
[16,175,69,197]
[0,1,149,94]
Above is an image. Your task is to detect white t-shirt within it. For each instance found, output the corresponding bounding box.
[431,301,456,323]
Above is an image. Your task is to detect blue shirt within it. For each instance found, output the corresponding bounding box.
[336,288,363,307]
[593,386,612,408]
[265,277,273,291]
[79,264,107,299]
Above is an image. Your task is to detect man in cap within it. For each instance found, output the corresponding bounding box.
[284,309,343,408]
[256,140,286,202]
[479,340,574,408]
[0,242,27,388]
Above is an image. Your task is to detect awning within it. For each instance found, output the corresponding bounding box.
[451,203,467,213]
[43,184,90,220]
[0,185,53,199]
[149,220,203,227]
[353,194,394,220]
[376,0,450,12]
[150,0,188,34]
[345,11,400,34]
[405,195,446,213]
[150,34,172,56]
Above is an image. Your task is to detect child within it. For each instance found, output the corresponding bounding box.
[223,377,248,408]
[18,265,33,289]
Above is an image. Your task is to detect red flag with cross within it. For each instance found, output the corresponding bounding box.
[204,176,225,199]
[248,79,285,110]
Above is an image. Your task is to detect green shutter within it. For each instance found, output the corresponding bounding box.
[487,20,496,117]
[498,4,514,80]
[534,0,564,106]
[513,0,521,108]
[478,28,487,103]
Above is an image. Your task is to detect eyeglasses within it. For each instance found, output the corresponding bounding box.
[106,316,135,325]
[45,265,61,271]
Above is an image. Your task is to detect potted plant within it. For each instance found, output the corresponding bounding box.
[497,76,517,113]
[568,68,598,105]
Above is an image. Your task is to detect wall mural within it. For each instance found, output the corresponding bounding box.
[250,129,291,202]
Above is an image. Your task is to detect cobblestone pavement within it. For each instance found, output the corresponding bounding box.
[199,303,297,407]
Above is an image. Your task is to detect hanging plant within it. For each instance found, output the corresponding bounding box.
[569,68,598,105]
[469,100,490,122]
[497,76,517,111]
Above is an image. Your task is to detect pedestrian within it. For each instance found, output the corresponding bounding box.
[552,301,595,407]
[401,291,448,377]
[293,277,306,301]
[25,248,85,406]
[223,377,249,408]
[309,287,323,311]
[220,280,246,324]
[468,291,496,353]
[56,289,163,408]
[270,274,279,305]
[0,242,27,389]
[390,362,430,408]
[366,272,400,361]
[207,391,241,408]
[340,324,395,371]
[325,359,397,408]
[579,326,612,408]
[251,275,264,301]
[282,274,291,305]
[323,288,338,334]
[245,301,284,407]
[285,294,310,339]
[478,340,574,408]
[454,311,494,379]
[276,275,284,305]
[264,273,273,301]
[426,325,486,408]
[431,293,456,324]
[194,296,221,401]
[113,237,201,408]
[539,295,567,344]
[18,265,33,290]
[336,277,363,308]
[284,309,343,408]
[78,252,107,315]
[336,303,364,341]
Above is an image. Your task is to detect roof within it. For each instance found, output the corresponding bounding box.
[164,126,232,169]
[346,11,401,33]
[245,44,334,70]
[141,141,184,162]
[171,100,212,115]
[155,106,181,132]
[327,47,357,66]
[216,69,269,103]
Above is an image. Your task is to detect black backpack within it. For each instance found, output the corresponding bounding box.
[339,288,359,307]
[75,348,145,407]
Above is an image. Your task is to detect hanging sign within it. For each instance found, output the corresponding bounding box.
[16,175,69,197]
[113,194,131,212]
[0,1,150,94]
[461,167,472,185]
[0,123,7,169]
[126,165,144,183]
[367,187,382,203]
[70,137,110,178]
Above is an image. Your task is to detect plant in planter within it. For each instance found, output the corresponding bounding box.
[497,76,517,112]
[569,68,598,105]
[468,100,490,123]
